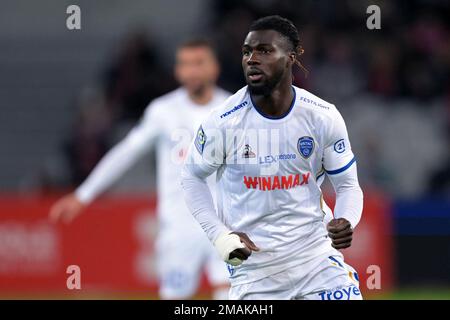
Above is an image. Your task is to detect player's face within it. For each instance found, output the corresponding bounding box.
[242,30,292,96]
[175,46,220,96]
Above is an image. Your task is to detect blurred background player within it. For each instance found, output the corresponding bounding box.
[49,39,231,299]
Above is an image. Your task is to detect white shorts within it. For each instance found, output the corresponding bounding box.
[155,230,230,299]
[229,254,362,300]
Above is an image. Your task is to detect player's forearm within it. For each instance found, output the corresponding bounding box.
[181,166,229,242]
[328,164,363,228]
[75,137,148,204]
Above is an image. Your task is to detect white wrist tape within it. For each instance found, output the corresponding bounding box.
[214,231,246,266]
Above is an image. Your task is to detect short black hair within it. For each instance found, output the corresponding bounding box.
[249,15,300,51]
[178,38,216,52]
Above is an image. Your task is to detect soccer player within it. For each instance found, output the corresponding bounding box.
[49,39,231,300]
[181,16,364,300]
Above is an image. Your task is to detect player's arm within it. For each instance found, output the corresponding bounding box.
[49,103,162,223]
[181,117,259,266]
[323,110,363,249]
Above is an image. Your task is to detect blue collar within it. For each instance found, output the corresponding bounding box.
[249,86,296,120]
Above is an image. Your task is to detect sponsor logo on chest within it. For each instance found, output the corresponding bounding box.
[243,172,310,191]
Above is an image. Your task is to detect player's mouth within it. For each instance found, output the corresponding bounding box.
[247,69,264,82]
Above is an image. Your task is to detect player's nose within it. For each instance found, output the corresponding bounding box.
[246,52,260,65]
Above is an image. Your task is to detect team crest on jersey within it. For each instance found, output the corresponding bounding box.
[297,136,315,159]
[194,125,206,154]
[242,144,256,158]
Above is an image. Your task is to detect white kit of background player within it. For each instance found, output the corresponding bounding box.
[181,85,364,300]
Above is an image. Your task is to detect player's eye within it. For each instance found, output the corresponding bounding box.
[242,49,251,56]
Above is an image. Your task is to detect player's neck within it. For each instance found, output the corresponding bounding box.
[252,80,294,118]
[188,86,214,106]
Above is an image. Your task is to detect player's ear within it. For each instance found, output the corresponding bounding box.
[289,51,296,64]
[286,51,296,69]
[212,56,221,81]
[294,46,309,78]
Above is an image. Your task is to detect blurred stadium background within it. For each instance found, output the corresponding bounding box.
[0,0,449,299]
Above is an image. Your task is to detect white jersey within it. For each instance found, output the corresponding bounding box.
[76,87,230,236]
[182,85,363,285]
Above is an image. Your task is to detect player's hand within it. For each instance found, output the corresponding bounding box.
[49,193,86,224]
[229,232,260,261]
[327,218,353,250]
